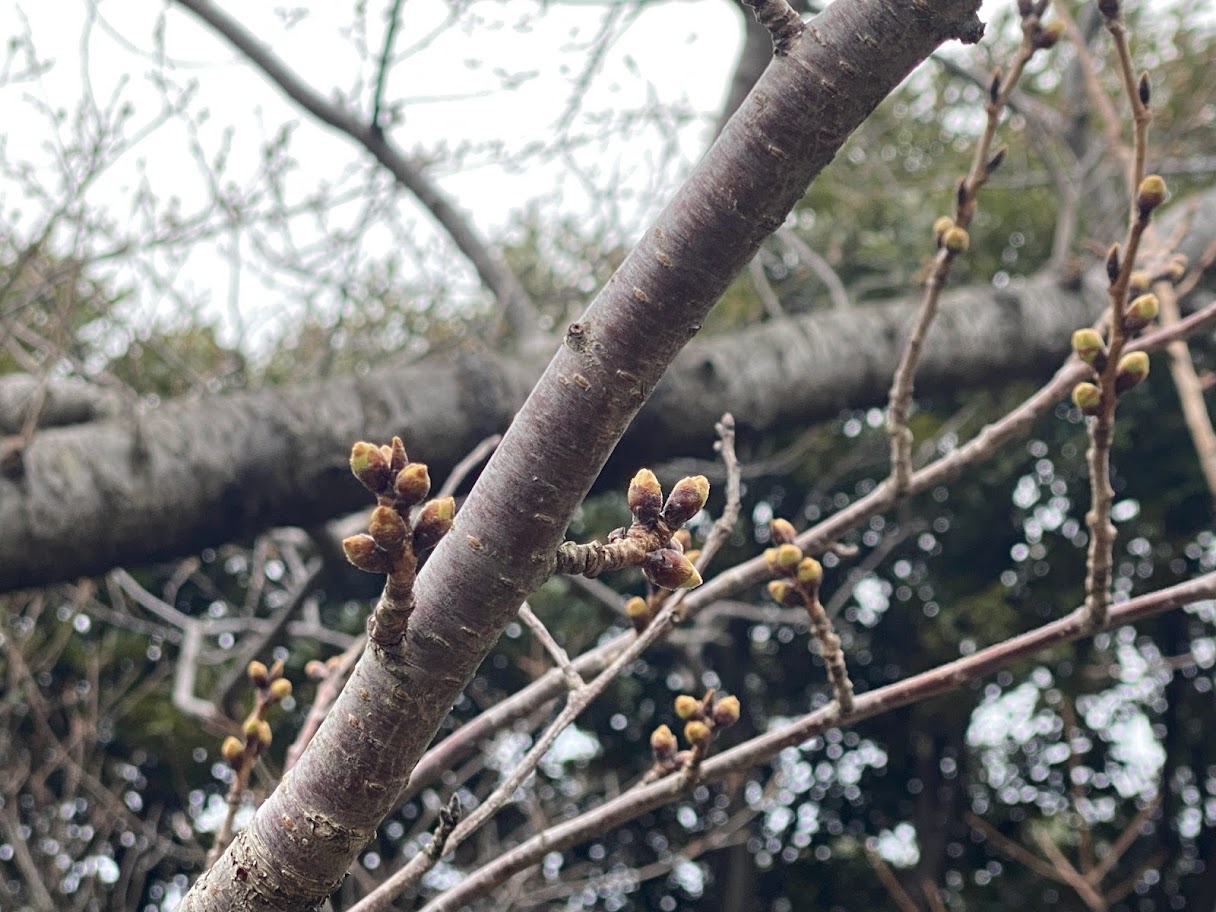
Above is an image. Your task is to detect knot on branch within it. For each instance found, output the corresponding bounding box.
[743,0,806,56]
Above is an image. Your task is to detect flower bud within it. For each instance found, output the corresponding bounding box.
[675,694,702,720]
[642,548,702,590]
[943,226,970,254]
[221,736,244,764]
[772,543,803,573]
[1127,270,1150,295]
[389,436,408,472]
[662,475,710,528]
[255,720,272,748]
[932,216,954,246]
[412,497,455,553]
[1136,175,1167,219]
[350,441,393,493]
[394,463,431,507]
[770,518,797,545]
[650,725,678,762]
[626,596,651,634]
[1072,382,1102,416]
[1115,351,1150,394]
[768,579,801,607]
[712,695,741,728]
[1071,328,1107,370]
[684,720,712,748]
[343,533,392,574]
[305,660,328,679]
[796,557,824,588]
[247,660,269,687]
[672,529,692,553]
[269,678,293,701]
[369,505,408,552]
[1123,293,1159,332]
[1032,19,1065,49]
[1106,244,1121,283]
[627,468,663,523]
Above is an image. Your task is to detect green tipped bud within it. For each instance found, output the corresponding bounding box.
[413,497,455,553]
[242,717,262,739]
[255,720,272,748]
[1072,382,1102,416]
[775,543,803,572]
[770,518,797,545]
[628,468,664,523]
[768,579,801,607]
[350,441,393,493]
[712,695,741,728]
[675,694,702,720]
[1137,175,1167,218]
[394,463,431,507]
[343,533,392,574]
[684,720,712,748]
[1115,351,1150,394]
[1128,270,1151,295]
[369,505,408,552]
[642,549,702,590]
[221,736,244,764]
[247,660,269,687]
[1071,328,1107,370]
[626,596,651,634]
[943,226,970,254]
[796,557,824,588]
[269,678,293,701]
[662,475,710,528]
[650,724,678,761]
[1123,293,1159,332]
[1033,19,1065,49]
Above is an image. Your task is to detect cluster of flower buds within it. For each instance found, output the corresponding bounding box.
[1070,176,1171,417]
[932,216,970,256]
[627,469,708,588]
[625,529,701,633]
[220,659,293,770]
[763,518,823,607]
[343,437,455,574]
[649,690,741,776]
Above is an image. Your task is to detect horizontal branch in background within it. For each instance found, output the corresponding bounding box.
[10,233,1214,593]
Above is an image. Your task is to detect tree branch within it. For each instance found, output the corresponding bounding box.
[170,0,541,343]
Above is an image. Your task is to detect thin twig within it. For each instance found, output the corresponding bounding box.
[1082,5,1155,629]
[518,602,583,690]
[863,840,920,912]
[416,573,1216,911]
[1156,279,1216,501]
[887,12,1042,492]
[171,0,541,342]
[370,0,404,133]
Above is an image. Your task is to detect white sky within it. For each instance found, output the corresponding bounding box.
[0,0,745,354]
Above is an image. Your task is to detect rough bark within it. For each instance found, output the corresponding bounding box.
[178,1,986,908]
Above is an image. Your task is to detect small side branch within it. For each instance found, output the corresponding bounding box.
[742,0,805,56]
